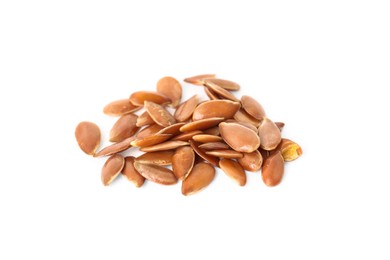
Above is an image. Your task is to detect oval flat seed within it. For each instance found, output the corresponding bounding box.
[189,140,219,167]
[206,150,243,159]
[203,86,220,100]
[219,122,260,153]
[184,74,216,85]
[219,159,246,186]
[103,99,141,116]
[174,95,199,122]
[202,78,240,91]
[133,162,177,185]
[156,122,185,135]
[258,117,282,151]
[109,113,139,142]
[172,130,203,141]
[156,76,182,107]
[275,122,285,132]
[144,101,176,127]
[75,121,101,155]
[241,95,266,120]
[101,154,125,186]
[136,150,175,165]
[180,117,224,132]
[198,142,230,150]
[182,162,215,196]
[136,111,155,127]
[140,141,189,152]
[237,150,263,172]
[204,80,239,102]
[234,109,261,127]
[136,124,164,139]
[203,126,220,136]
[192,100,240,121]
[122,157,145,187]
[129,91,171,106]
[192,134,223,143]
[276,138,303,162]
[131,134,172,147]
[262,151,284,187]
[225,119,258,133]
[94,136,134,157]
[172,146,195,180]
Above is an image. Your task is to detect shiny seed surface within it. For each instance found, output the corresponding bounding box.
[75,121,101,155]
[219,122,260,153]
[174,95,199,122]
[219,159,246,186]
[157,76,182,107]
[192,100,240,121]
[101,154,125,186]
[122,157,145,187]
[134,162,177,185]
[241,95,266,120]
[103,99,141,116]
[109,113,139,142]
[258,117,282,151]
[136,151,175,165]
[172,146,195,180]
[262,151,284,187]
[182,162,215,196]
[129,91,171,106]
[237,150,263,172]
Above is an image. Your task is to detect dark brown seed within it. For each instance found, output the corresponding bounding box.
[275,122,285,132]
[156,76,182,107]
[136,124,164,139]
[192,134,223,143]
[259,148,270,161]
[131,134,172,147]
[182,162,215,196]
[198,142,230,150]
[140,141,189,152]
[192,100,240,121]
[202,78,240,91]
[172,130,203,141]
[204,80,239,102]
[156,122,185,135]
[241,95,266,120]
[109,113,139,142]
[75,121,101,156]
[172,146,195,180]
[206,150,243,159]
[94,136,134,157]
[258,117,282,151]
[174,95,199,122]
[203,86,220,100]
[184,74,216,85]
[129,91,171,106]
[203,126,220,136]
[189,140,219,167]
[180,117,224,132]
[136,151,175,165]
[133,162,177,185]
[276,138,303,162]
[103,99,141,116]
[122,157,145,187]
[219,122,260,153]
[136,111,155,127]
[262,151,284,187]
[144,101,176,127]
[101,154,125,186]
[219,159,246,186]
[237,150,263,172]
[234,109,261,127]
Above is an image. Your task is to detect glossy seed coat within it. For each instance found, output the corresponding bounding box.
[103,99,141,116]
[157,76,182,107]
[101,154,125,186]
[219,159,246,186]
[206,150,243,159]
[192,100,240,121]
[109,113,139,142]
[129,91,171,106]
[144,101,176,127]
[258,117,282,151]
[136,151,175,165]
[94,136,134,157]
[219,122,260,153]
[180,117,224,132]
[133,162,177,185]
[182,162,215,196]
[184,74,216,85]
[241,95,266,120]
[262,151,284,187]
[237,150,263,172]
[122,157,145,187]
[172,146,195,180]
[75,121,101,155]
[174,95,199,122]
[140,140,189,152]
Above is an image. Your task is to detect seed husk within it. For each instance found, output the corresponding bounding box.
[156,122,185,135]
[219,159,246,186]
[234,109,261,127]
[182,162,215,196]
[192,134,223,143]
[144,101,176,127]
[103,99,141,116]
[136,124,164,139]
[237,150,263,172]
[101,154,125,186]
[189,140,219,167]
[262,151,284,187]
[204,80,239,102]
[156,76,182,107]
[133,162,177,185]
[203,86,220,100]
[140,140,189,152]
[192,100,240,121]
[172,130,203,141]
[131,134,172,147]
[136,111,155,127]
[241,95,266,120]
[203,126,220,136]
[174,95,199,122]
[206,150,243,159]
[75,121,101,156]
[172,146,195,180]
[275,122,285,132]
[276,138,302,162]
[129,91,171,106]
[136,151,175,165]
[94,136,134,157]
[202,78,240,91]
[258,117,282,151]
[198,142,230,150]
[109,113,139,142]
[219,122,260,153]
[180,117,224,132]
[122,157,145,187]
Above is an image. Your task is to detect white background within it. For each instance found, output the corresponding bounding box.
[1,0,389,259]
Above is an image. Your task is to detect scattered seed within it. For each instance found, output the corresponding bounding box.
[136,124,164,139]
[198,142,230,150]
[182,162,215,196]
[144,101,176,127]
[134,162,177,185]
[140,140,189,152]
[157,76,182,107]
[203,86,220,100]
[129,91,171,106]
[219,159,246,186]
[258,117,282,151]
[156,122,185,135]
[192,134,223,143]
[172,130,203,141]
[94,136,134,157]
[262,151,284,187]
[122,157,145,187]
[192,100,240,121]
[276,138,303,162]
[206,150,243,159]
[234,108,261,127]
[136,111,155,127]
[172,146,195,180]
[184,74,216,85]
[103,99,141,116]
[101,154,125,186]
[189,140,219,167]
[202,78,240,91]
[204,80,239,102]
[75,121,101,156]
[131,134,172,147]
[237,150,263,172]
[219,122,260,153]
[136,151,175,165]
[174,95,199,122]
[109,113,139,142]
[180,117,225,132]
[241,95,266,120]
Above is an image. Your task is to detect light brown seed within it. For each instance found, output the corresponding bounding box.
[136,111,155,127]
[156,122,185,135]
[198,142,230,150]
[192,134,223,143]
[131,134,172,147]
[202,78,240,91]
[174,95,199,122]
[225,119,258,133]
[204,80,239,102]
[262,151,284,187]
[94,136,134,157]
[275,122,285,132]
[172,130,203,141]
[203,86,220,100]
[219,122,260,153]
[101,154,125,186]
[258,117,282,151]
[206,150,243,159]
[276,138,303,162]
[237,150,263,172]
[156,76,182,107]
[180,117,224,132]
[144,101,176,127]
[109,113,139,142]
[122,157,145,187]
[184,74,216,85]
[133,162,177,185]
[189,140,219,167]
[136,124,164,139]
[140,140,189,152]
[172,146,195,180]
[219,159,246,186]
[203,126,220,136]
[103,99,141,116]
[136,151,175,165]
[192,100,241,121]
[234,109,261,127]
[182,162,215,196]
[241,95,266,120]
[129,91,171,106]
[75,121,101,155]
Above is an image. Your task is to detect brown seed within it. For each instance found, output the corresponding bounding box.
[94,136,135,157]
[262,151,284,187]
[156,76,182,107]
[131,134,172,147]
[219,122,260,153]
[198,142,230,150]
[234,109,261,127]
[204,80,239,102]
[172,130,203,141]
[203,86,220,100]
[129,91,171,106]
[219,159,246,186]
[259,148,270,161]
[172,146,195,180]
[276,138,303,162]
[258,117,282,151]
[206,150,243,159]
[275,122,285,132]
[156,122,185,135]
[75,121,101,156]
[103,99,141,116]
[182,162,215,196]
[241,95,266,120]
[136,111,155,127]
[109,113,139,142]
[189,140,219,167]
[140,140,189,152]
[101,154,125,186]
[136,124,164,139]
[136,151,175,165]
[133,162,177,185]
[122,157,145,187]
[144,101,176,127]
[225,119,258,133]
[192,100,240,121]
[174,95,199,122]
[180,117,224,132]
[203,126,220,136]
[192,134,223,143]
[237,150,263,172]
[202,78,240,91]
[184,74,216,85]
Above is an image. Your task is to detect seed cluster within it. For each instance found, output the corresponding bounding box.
[75,74,303,195]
